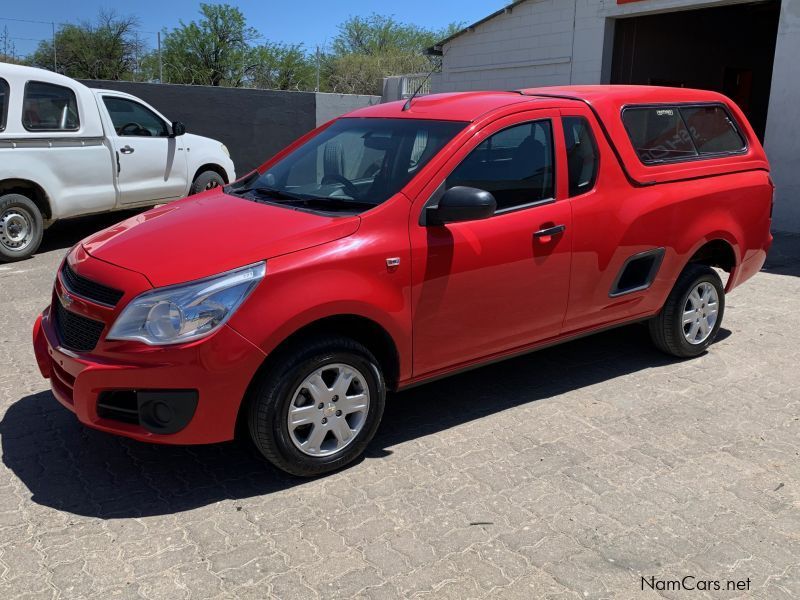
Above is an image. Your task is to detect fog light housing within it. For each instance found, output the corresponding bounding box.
[97,389,199,434]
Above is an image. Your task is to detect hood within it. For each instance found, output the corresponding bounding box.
[183,132,220,149]
[82,193,360,287]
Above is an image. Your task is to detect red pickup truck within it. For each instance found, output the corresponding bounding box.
[33,86,773,476]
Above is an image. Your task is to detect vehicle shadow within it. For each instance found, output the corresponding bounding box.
[1,324,726,518]
[762,231,800,277]
[37,209,151,255]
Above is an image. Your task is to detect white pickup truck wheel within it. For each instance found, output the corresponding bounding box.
[0,194,44,262]
[190,171,225,195]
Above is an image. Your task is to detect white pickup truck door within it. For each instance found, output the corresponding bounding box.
[100,95,188,205]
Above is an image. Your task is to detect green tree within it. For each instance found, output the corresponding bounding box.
[152,4,316,90]
[324,14,461,95]
[248,43,314,91]
[158,3,257,86]
[29,11,143,80]
[332,14,445,57]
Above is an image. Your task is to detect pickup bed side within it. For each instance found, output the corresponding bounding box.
[556,95,771,333]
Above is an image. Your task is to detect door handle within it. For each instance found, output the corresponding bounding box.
[534,224,566,240]
[120,145,134,154]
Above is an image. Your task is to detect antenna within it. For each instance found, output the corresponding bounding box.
[402,58,439,112]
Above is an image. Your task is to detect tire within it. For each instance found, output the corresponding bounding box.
[649,263,725,358]
[190,170,225,195]
[247,336,386,477]
[0,193,44,262]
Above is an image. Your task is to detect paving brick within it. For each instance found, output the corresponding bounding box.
[0,232,798,599]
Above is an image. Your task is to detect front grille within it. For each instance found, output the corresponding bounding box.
[61,262,124,307]
[54,301,105,352]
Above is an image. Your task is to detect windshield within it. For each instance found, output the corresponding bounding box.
[228,117,467,213]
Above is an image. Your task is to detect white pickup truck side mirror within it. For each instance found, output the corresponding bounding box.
[170,121,186,137]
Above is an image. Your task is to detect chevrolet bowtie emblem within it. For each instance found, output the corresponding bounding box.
[61,292,73,308]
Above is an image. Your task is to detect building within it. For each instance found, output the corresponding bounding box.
[428,0,799,232]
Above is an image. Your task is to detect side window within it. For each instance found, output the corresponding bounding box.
[22,81,80,131]
[0,78,8,132]
[680,105,745,154]
[622,104,746,164]
[102,97,169,137]
[622,107,696,163]
[447,120,554,212]
[562,116,599,196]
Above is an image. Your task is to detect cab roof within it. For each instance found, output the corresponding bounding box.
[344,85,735,122]
[345,90,539,121]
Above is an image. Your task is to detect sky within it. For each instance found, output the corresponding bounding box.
[0,0,507,58]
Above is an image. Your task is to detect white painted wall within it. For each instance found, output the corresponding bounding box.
[433,0,800,232]
[434,0,574,92]
[764,0,800,232]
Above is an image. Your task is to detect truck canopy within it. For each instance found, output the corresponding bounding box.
[518,85,769,186]
[0,63,104,139]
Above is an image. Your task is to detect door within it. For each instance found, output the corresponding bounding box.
[409,112,572,376]
[101,95,188,205]
[560,107,641,332]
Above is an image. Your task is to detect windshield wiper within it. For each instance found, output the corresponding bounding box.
[299,197,375,210]
[241,186,373,211]
[244,186,308,202]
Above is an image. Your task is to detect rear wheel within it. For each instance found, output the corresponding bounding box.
[190,170,225,195]
[0,194,44,262]
[649,263,725,357]
[247,336,385,477]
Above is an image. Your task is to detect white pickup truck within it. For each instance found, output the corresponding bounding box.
[0,63,235,261]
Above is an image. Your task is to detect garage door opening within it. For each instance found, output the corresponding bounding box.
[610,0,780,141]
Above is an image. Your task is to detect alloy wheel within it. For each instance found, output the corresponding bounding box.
[287,363,370,457]
[682,281,719,344]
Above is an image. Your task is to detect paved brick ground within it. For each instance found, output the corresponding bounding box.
[0,218,798,599]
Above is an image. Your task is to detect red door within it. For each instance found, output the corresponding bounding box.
[408,110,572,377]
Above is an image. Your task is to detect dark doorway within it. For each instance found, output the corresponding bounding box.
[610,0,780,141]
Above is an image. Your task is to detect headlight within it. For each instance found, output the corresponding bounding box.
[107,262,266,345]
[220,143,230,158]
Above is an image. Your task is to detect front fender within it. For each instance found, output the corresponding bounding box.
[183,134,236,185]
[226,219,413,382]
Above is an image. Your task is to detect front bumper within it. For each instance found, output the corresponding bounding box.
[32,254,266,445]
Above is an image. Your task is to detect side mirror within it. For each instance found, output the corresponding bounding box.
[426,186,496,226]
[170,121,186,137]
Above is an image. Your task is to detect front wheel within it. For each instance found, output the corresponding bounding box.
[247,336,386,477]
[190,170,225,195]
[0,194,44,262]
[649,263,725,358]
